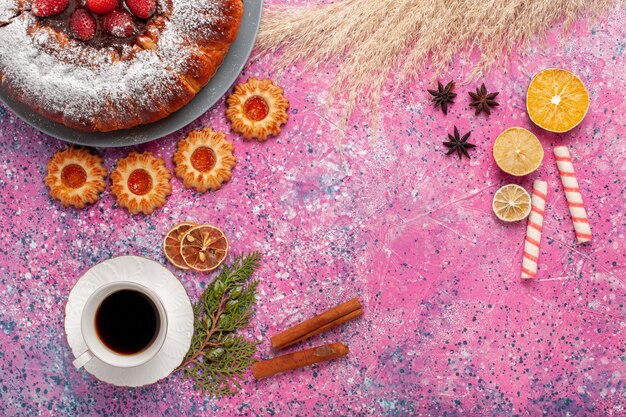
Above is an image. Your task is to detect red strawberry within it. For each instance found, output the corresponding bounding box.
[86,0,118,15]
[32,0,69,17]
[125,0,156,19]
[104,9,135,38]
[70,9,97,41]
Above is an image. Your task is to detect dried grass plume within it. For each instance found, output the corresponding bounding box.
[256,0,618,124]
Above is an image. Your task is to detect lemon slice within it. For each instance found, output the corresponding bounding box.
[492,184,531,222]
[526,68,589,133]
[163,222,197,270]
[180,224,229,272]
[493,127,544,176]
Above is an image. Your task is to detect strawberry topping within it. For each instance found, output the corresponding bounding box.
[30,0,151,42]
[70,9,97,41]
[32,0,70,17]
[125,0,156,20]
[103,9,136,38]
[86,0,118,15]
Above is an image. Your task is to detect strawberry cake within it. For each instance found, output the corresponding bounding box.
[0,0,243,132]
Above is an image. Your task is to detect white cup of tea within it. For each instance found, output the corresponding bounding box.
[73,281,168,369]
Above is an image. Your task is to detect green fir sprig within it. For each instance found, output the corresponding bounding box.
[177,252,261,397]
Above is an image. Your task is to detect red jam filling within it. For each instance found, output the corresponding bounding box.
[243,96,270,121]
[127,169,152,195]
[61,164,87,188]
[190,147,217,172]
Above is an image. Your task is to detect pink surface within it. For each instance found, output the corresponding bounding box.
[0,4,625,417]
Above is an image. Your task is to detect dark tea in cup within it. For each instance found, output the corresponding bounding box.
[95,289,160,355]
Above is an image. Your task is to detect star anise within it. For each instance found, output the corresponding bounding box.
[428,81,457,115]
[469,83,499,115]
[443,126,475,159]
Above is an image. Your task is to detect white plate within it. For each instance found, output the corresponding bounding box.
[65,256,194,387]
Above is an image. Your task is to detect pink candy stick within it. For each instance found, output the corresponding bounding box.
[522,180,547,279]
[554,146,592,243]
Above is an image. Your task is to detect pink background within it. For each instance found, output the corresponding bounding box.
[0,2,625,416]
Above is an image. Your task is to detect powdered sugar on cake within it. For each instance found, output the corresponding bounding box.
[0,0,21,24]
[0,0,241,131]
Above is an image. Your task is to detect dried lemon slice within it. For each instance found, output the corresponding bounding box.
[163,222,197,270]
[526,68,589,133]
[493,127,544,176]
[180,225,229,272]
[492,184,531,222]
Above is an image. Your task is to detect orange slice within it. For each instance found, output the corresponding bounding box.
[493,127,544,176]
[180,225,229,272]
[163,222,197,270]
[492,184,531,222]
[526,68,589,133]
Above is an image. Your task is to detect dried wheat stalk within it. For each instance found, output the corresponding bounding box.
[256,0,618,125]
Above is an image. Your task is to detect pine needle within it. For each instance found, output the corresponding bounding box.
[177,252,262,397]
[256,0,619,127]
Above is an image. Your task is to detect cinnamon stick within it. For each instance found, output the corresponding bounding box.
[285,308,362,347]
[271,298,362,350]
[252,342,349,379]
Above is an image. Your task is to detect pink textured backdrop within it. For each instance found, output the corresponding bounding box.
[0,3,625,416]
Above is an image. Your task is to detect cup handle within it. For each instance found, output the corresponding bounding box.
[73,350,94,369]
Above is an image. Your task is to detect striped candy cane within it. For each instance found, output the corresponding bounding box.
[522,180,548,279]
[554,146,592,243]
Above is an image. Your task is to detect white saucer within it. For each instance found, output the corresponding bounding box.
[65,256,194,387]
